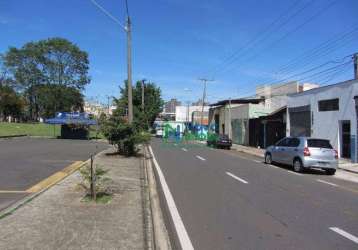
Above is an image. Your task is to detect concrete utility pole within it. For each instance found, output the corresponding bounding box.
[89,0,133,124]
[198,78,214,126]
[126,0,133,124]
[141,79,146,111]
[353,53,358,80]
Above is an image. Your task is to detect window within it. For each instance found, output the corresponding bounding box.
[318,98,339,111]
[307,139,333,149]
[276,138,289,147]
[288,138,300,147]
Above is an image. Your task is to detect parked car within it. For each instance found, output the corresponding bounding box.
[207,134,232,149]
[264,137,338,175]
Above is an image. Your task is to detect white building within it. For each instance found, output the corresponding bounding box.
[287,79,358,162]
[175,105,210,123]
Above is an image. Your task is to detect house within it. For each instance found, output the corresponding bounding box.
[208,98,267,145]
[287,79,358,163]
[209,81,318,146]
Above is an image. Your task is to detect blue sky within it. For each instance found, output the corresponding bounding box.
[1,0,357,104]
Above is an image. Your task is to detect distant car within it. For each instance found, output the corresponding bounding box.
[264,137,338,175]
[155,128,163,138]
[207,134,232,149]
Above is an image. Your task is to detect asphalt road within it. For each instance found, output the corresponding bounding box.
[151,138,358,250]
[0,137,109,211]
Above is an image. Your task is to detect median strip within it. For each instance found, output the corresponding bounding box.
[196,155,206,161]
[226,172,249,184]
[329,227,358,244]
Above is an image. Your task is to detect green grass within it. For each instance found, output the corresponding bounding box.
[81,193,112,204]
[0,122,105,139]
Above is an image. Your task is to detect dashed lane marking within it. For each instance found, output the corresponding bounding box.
[196,155,206,161]
[181,148,188,152]
[329,227,358,244]
[226,172,249,184]
[317,179,338,187]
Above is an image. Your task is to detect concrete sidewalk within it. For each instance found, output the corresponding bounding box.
[232,144,358,174]
[0,148,148,250]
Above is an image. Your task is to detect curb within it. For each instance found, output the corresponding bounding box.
[0,134,27,139]
[0,160,88,220]
[144,146,172,250]
[337,167,358,175]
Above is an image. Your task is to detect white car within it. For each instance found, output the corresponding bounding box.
[156,128,163,138]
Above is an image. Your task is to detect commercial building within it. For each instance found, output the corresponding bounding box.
[287,79,358,162]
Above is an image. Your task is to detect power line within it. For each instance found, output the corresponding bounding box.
[90,0,126,30]
[213,0,339,77]
[206,0,311,78]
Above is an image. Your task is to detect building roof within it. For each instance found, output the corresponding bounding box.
[288,78,358,97]
[209,98,264,107]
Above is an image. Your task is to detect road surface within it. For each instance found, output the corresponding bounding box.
[151,138,358,250]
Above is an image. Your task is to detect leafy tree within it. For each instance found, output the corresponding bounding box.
[0,85,24,121]
[3,38,90,120]
[118,80,163,130]
[35,84,84,118]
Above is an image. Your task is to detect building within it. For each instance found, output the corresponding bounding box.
[208,98,267,145]
[287,79,358,162]
[163,98,181,114]
[84,101,107,118]
[209,81,319,146]
[175,105,210,124]
[192,98,209,106]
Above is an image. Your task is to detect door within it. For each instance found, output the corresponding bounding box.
[341,121,351,158]
[285,138,301,165]
[272,138,290,164]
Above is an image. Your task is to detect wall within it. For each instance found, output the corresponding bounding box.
[287,80,358,161]
[175,106,209,122]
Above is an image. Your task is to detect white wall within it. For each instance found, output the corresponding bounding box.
[175,106,209,122]
[287,80,358,157]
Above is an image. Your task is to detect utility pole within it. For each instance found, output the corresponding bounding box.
[198,78,214,126]
[228,97,232,139]
[354,53,358,80]
[141,79,146,111]
[89,0,133,123]
[126,0,133,124]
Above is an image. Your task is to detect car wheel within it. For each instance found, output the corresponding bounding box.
[293,158,303,173]
[265,153,272,164]
[325,169,336,175]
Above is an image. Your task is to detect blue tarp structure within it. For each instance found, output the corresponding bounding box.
[45,112,97,125]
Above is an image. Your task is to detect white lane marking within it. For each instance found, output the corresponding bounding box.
[226,172,249,184]
[149,146,194,250]
[269,164,279,169]
[181,148,188,152]
[286,171,303,176]
[174,143,177,146]
[329,227,358,244]
[253,160,262,163]
[196,155,206,161]
[317,179,338,187]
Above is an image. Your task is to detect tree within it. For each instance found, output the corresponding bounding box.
[35,84,84,118]
[118,80,163,130]
[3,38,90,120]
[0,85,24,121]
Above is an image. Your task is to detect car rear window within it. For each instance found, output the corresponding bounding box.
[307,139,333,149]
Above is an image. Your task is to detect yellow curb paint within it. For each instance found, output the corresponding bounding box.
[0,191,29,194]
[26,161,85,193]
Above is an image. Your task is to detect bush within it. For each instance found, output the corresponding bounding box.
[101,115,150,156]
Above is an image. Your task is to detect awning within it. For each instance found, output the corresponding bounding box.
[45,112,97,125]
